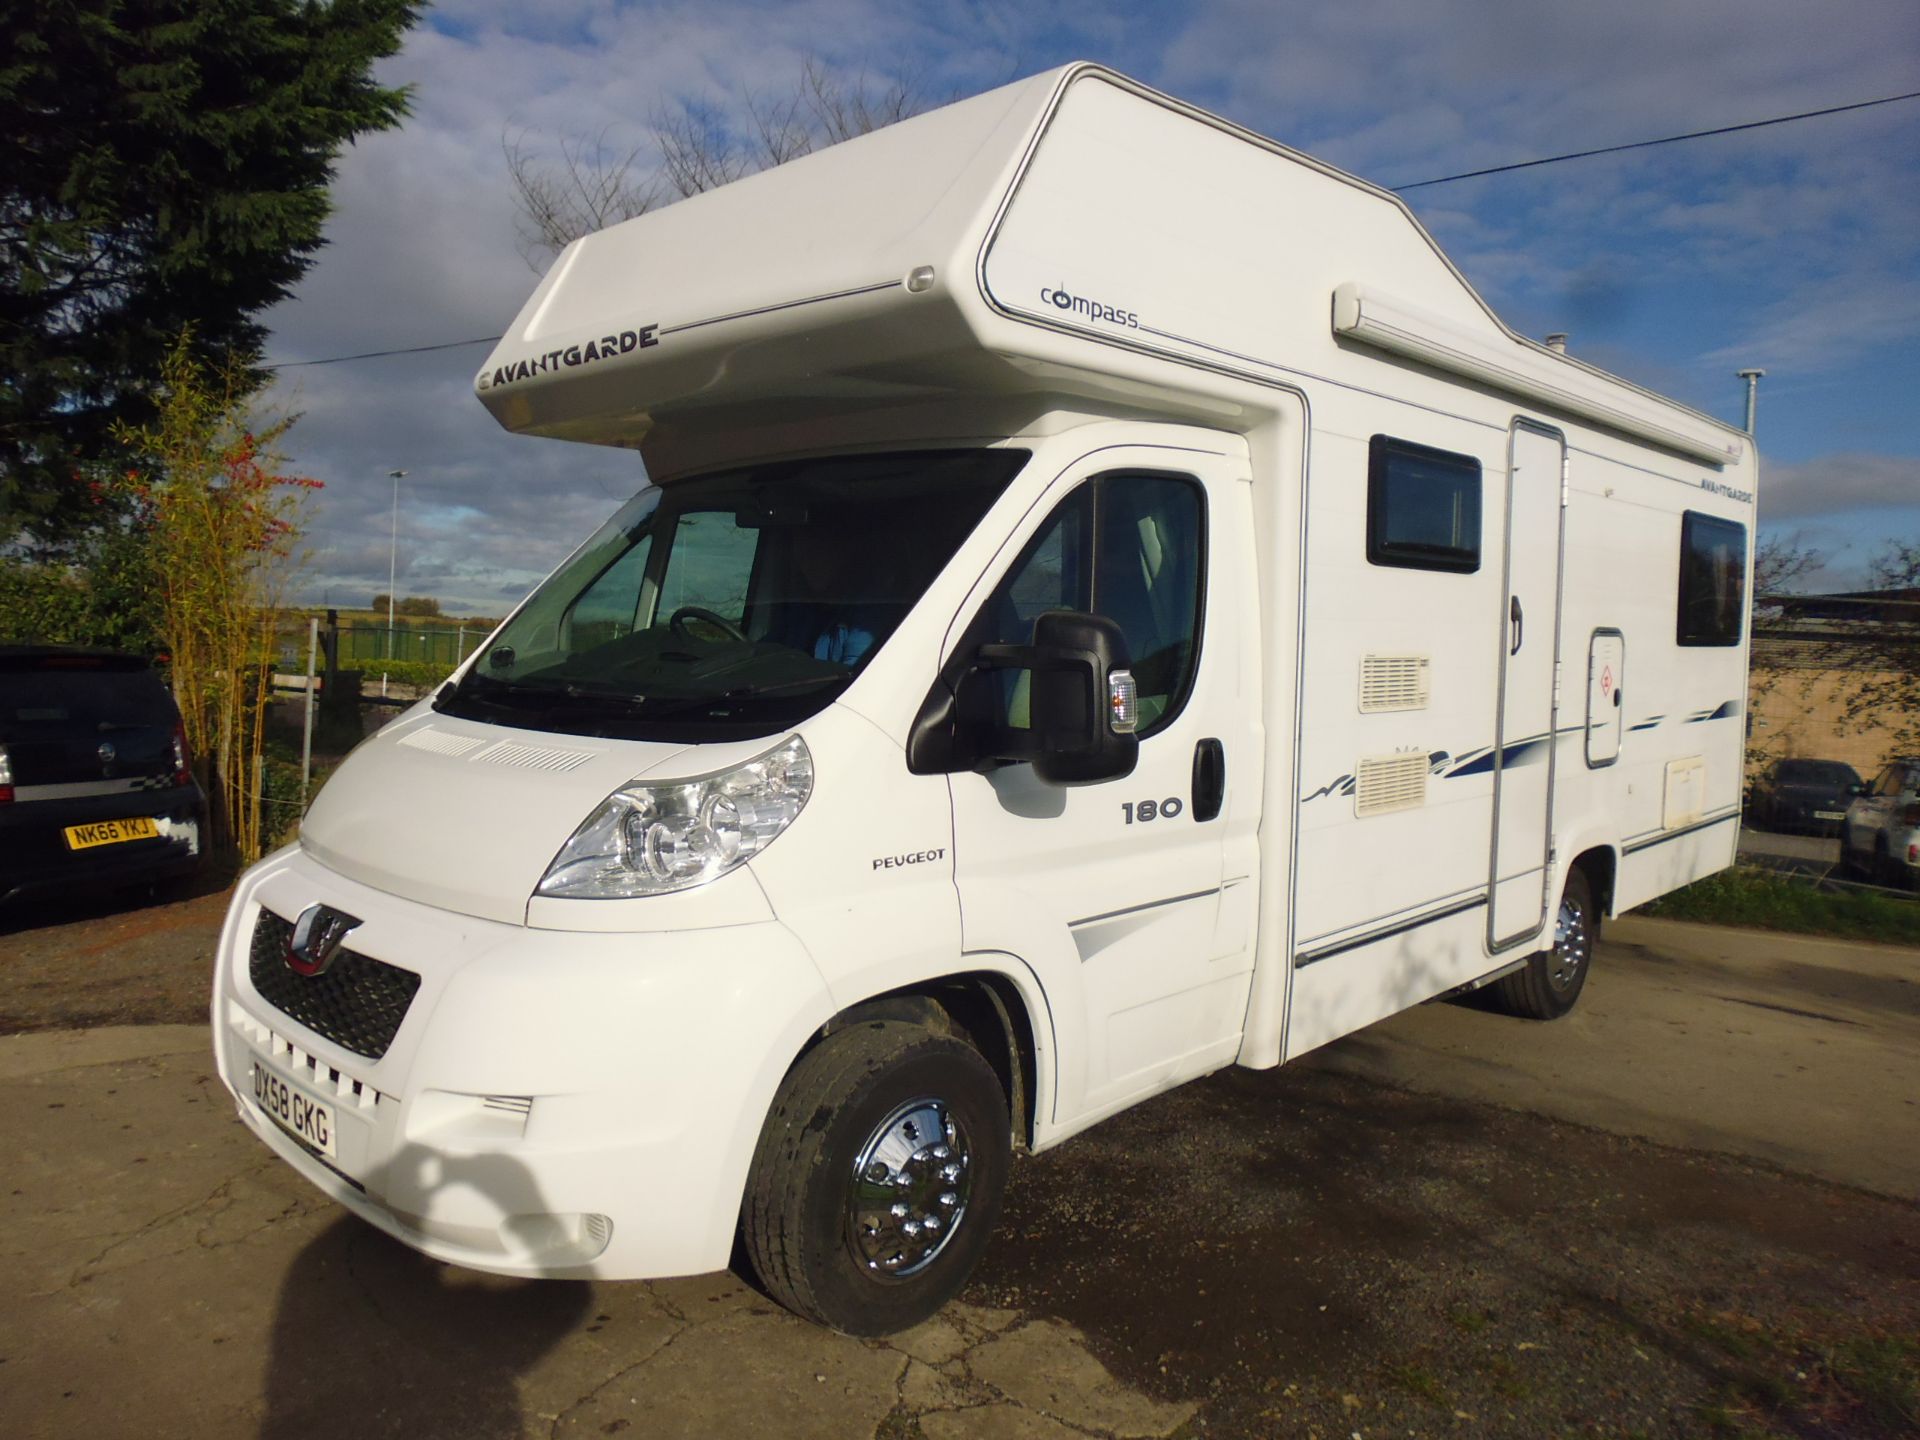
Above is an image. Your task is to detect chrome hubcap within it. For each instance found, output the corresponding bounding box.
[1549,894,1590,992]
[848,1097,971,1280]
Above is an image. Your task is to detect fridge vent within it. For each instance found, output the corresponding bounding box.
[1359,654,1431,712]
[1355,753,1429,816]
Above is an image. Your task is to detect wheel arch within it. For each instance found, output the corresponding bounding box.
[804,964,1050,1152]
[1568,842,1618,919]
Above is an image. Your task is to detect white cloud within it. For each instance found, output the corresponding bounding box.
[1761,452,1920,520]
[251,0,1920,613]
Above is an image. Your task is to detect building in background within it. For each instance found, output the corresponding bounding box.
[1748,588,1920,778]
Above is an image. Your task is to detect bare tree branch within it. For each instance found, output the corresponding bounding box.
[503,126,659,269]
[504,57,930,261]
[653,100,747,200]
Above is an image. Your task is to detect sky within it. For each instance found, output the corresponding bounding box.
[258,0,1920,617]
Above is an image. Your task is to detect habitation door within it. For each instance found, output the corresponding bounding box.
[1488,423,1568,949]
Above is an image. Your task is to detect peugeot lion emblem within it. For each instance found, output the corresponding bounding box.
[285,904,362,977]
[97,740,117,764]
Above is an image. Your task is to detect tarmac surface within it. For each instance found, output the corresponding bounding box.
[1,908,1916,1439]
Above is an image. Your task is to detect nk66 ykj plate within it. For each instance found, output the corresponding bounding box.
[251,1061,338,1158]
[63,816,159,850]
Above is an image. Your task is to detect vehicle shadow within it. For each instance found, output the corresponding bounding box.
[259,1149,591,1440]
[0,855,235,937]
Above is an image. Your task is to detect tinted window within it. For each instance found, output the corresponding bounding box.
[1677,510,1746,646]
[1366,435,1482,573]
[975,472,1204,737]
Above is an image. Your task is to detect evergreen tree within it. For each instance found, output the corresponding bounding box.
[0,0,421,541]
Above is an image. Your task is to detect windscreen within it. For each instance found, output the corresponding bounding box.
[437,449,1028,741]
[1776,760,1858,787]
[0,654,178,784]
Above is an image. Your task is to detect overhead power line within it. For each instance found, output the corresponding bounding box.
[265,335,503,369]
[1391,88,1920,191]
[263,87,1920,372]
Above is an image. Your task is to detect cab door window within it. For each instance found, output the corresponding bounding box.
[975,472,1204,737]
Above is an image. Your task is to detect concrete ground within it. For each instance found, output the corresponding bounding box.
[1,915,1916,1439]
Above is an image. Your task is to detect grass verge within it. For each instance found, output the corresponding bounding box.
[1640,866,1920,946]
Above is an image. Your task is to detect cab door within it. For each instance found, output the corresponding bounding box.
[944,443,1261,1125]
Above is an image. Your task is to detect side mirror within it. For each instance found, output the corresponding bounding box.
[1023,611,1140,786]
[913,610,1138,786]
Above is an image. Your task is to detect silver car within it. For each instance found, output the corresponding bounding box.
[1841,758,1920,890]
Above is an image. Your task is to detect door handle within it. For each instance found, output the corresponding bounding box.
[1192,738,1225,823]
[1509,596,1524,655]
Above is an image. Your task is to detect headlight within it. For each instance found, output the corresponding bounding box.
[537,735,813,898]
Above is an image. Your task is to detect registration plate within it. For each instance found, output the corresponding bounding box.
[1815,810,1844,821]
[251,1063,338,1158]
[63,815,159,850]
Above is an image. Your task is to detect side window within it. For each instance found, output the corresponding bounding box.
[1876,766,1904,798]
[974,472,1204,738]
[1676,510,1747,647]
[566,536,653,650]
[1366,435,1482,573]
[658,511,758,623]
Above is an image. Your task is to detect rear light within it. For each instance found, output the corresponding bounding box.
[1904,802,1920,827]
[0,741,11,803]
[172,725,192,786]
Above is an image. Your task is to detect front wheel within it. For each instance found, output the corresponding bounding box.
[1490,868,1596,1020]
[741,1020,1010,1335]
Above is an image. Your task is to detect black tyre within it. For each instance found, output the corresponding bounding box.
[742,1020,1010,1336]
[1490,867,1596,1021]
[1874,839,1904,890]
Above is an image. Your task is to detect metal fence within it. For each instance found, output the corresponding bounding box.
[273,620,488,674]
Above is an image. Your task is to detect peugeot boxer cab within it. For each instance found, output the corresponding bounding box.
[212,64,1754,1335]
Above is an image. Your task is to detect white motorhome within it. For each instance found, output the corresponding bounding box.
[212,64,1755,1334]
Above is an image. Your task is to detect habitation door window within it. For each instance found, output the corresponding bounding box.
[1676,510,1747,646]
[1365,436,1482,573]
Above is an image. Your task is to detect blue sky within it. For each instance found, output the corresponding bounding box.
[261,0,1920,613]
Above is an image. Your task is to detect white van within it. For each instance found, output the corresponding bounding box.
[212,64,1755,1335]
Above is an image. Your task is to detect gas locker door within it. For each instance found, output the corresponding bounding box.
[1488,422,1568,950]
[946,444,1261,1125]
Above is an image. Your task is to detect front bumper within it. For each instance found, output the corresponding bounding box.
[211,845,833,1279]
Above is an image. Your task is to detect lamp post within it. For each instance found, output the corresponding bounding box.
[386,469,408,654]
[384,469,407,698]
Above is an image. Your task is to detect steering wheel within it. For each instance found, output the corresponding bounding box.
[669,605,748,645]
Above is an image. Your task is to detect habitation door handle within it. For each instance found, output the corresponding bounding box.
[1509,596,1524,655]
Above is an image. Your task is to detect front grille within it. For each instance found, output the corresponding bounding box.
[248,910,421,1061]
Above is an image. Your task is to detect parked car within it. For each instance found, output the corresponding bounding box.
[1746,757,1864,834]
[0,646,208,906]
[1841,758,1920,890]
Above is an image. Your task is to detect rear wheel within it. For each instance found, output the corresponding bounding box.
[742,1020,1010,1336]
[1490,868,1595,1020]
